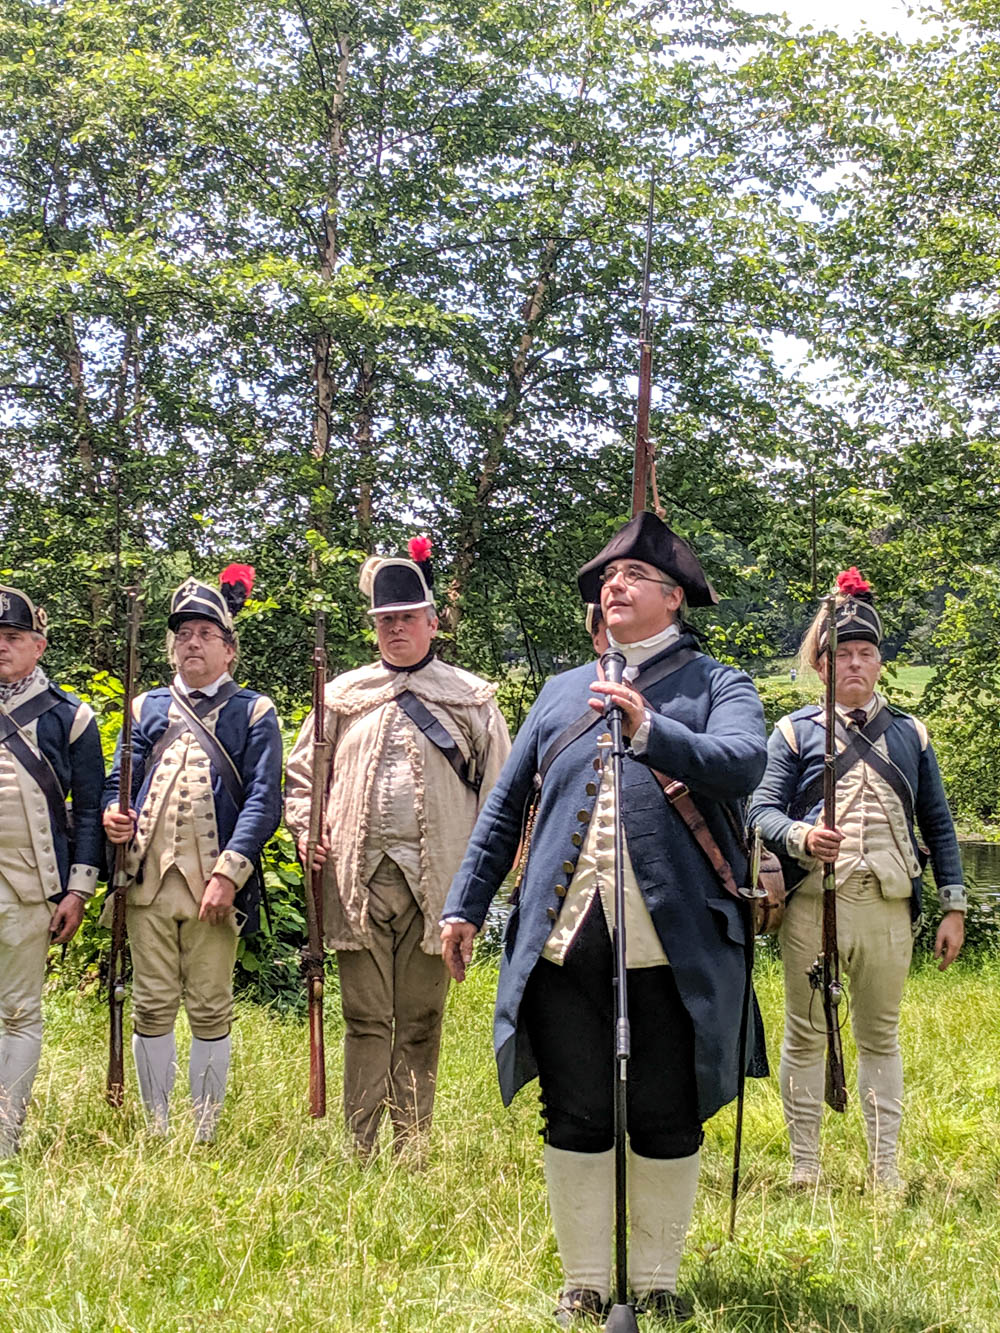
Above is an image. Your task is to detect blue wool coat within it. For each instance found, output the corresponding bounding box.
[444,635,769,1122]
[747,703,964,918]
[103,685,283,934]
[10,681,106,899]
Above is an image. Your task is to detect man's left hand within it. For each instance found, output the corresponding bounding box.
[200,874,237,926]
[49,893,86,945]
[589,680,645,737]
[933,911,965,971]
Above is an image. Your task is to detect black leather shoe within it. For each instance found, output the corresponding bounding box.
[554,1288,606,1326]
[636,1289,693,1322]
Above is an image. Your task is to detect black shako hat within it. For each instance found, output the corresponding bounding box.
[167,564,255,634]
[577,511,718,607]
[818,568,883,652]
[0,585,47,635]
[359,536,435,614]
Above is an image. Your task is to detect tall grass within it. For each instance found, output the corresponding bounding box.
[2,956,998,1331]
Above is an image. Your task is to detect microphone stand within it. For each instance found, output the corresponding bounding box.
[600,649,640,1333]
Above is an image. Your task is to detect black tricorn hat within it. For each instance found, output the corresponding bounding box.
[0,585,48,635]
[577,511,717,607]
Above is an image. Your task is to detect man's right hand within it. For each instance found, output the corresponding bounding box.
[298,833,330,869]
[805,825,844,862]
[441,921,477,982]
[103,807,138,844]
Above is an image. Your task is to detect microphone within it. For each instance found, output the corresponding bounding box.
[600,650,627,719]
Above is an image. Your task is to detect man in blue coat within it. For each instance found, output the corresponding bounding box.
[103,568,282,1140]
[442,513,768,1324]
[0,586,105,1156]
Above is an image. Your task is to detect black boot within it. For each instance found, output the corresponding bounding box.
[554,1288,607,1326]
[636,1289,693,1322]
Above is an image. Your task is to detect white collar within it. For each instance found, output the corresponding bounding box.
[173,671,232,698]
[606,622,680,671]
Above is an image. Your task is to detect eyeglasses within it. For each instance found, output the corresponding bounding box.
[174,628,227,645]
[599,564,677,590]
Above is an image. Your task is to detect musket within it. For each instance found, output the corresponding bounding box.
[808,595,848,1112]
[107,587,141,1107]
[302,610,330,1117]
[630,174,656,519]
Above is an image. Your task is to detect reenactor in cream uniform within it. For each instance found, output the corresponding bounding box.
[103,568,282,1140]
[285,539,511,1160]
[0,586,105,1155]
[749,570,966,1189]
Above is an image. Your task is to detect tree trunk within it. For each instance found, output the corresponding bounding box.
[443,236,560,634]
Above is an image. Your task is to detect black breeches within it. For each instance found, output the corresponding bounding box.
[522,899,703,1159]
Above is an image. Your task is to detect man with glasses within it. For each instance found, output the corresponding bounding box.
[748,570,965,1190]
[441,512,768,1324]
[0,586,104,1156]
[103,568,282,1140]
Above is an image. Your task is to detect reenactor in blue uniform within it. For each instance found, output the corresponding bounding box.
[0,586,105,1156]
[749,570,965,1190]
[103,568,282,1140]
[442,513,768,1324]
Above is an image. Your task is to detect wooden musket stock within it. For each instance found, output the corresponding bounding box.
[810,594,848,1112]
[302,611,330,1118]
[107,588,141,1107]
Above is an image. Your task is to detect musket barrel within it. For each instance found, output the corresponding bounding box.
[631,175,656,518]
[107,587,141,1107]
[820,594,847,1112]
[303,610,329,1118]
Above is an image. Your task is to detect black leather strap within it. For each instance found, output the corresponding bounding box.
[160,683,245,807]
[0,692,67,837]
[148,684,239,772]
[790,707,894,819]
[537,646,701,784]
[395,689,480,793]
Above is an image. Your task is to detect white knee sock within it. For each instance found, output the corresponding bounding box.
[780,1055,825,1177]
[628,1148,700,1298]
[858,1051,904,1174]
[189,1035,231,1143]
[544,1145,614,1300]
[133,1032,177,1134]
[0,1029,42,1157]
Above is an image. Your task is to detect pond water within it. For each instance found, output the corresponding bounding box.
[955,841,1000,891]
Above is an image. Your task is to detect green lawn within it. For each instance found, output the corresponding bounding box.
[758,661,934,707]
[2,955,999,1331]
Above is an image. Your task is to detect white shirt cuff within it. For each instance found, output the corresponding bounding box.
[66,863,100,900]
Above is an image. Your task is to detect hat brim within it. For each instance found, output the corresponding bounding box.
[368,600,435,616]
[577,511,717,607]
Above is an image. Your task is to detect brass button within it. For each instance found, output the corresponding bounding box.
[546,907,558,921]
[571,833,583,847]
[586,782,597,796]
[593,758,601,771]
[577,809,590,823]
[555,884,567,898]
[562,861,575,875]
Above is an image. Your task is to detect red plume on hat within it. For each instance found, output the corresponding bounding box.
[219,563,256,616]
[836,567,873,603]
[407,535,434,589]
